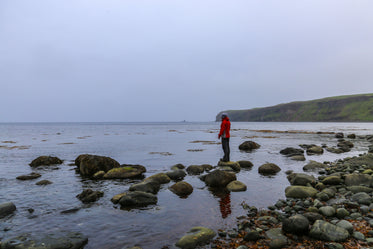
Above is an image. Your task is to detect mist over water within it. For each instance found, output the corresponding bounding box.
[1,122,372,248]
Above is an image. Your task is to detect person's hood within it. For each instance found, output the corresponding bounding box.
[222,116,230,121]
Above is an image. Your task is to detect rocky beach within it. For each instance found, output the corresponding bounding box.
[1,122,373,249]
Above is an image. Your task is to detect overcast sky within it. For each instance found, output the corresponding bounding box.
[1,0,373,122]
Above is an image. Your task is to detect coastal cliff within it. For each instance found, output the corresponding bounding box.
[217,93,373,122]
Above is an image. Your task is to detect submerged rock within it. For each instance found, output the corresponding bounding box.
[29,156,63,167]
[1,231,88,249]
[16,172,41,180]
[280,147,304,157]
[175,226,216,249]
[36,180,53,185]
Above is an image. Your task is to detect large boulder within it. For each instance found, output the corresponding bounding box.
[0,202,16,218]
[238,141,260,151]
[104,165,146,179]
[175,227,216,249]
[29,156,63,167]
[258,163,281,175]
[1,232,88,249]
[280,147,304,157]
[118,191,157,208]
[204,170,236,188]
[169,181,193,197]
[285,186,318,198]
[282,214,309,235]
[129,181,161,194]
[344,173,373,186]
[303,160,326,171]
[309,220,349,242]
[306,146,324,155]
[76,154,120,177]
[287,173,316,186]
[76,189,104,203]
[226,181,247,192]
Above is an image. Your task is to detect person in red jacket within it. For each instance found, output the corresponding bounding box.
[218,113,231,162]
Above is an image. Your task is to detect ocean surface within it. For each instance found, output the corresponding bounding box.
[1,122,373,248]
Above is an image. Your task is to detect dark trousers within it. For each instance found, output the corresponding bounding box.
[221,138,230,162]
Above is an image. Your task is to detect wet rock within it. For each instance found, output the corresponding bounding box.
[35,180,53,185]
[303,160,326,171]
[287,173,316,186]
[204,170,236,188]
[0,202,16,218]
[335,133,344,138]
[258,163,281,175]
[282,214,309,235]
[118,191,157,208]
[226,181,247,192]
[104,164,146,179]
[306,146,324,155]
[186,165,205,175]
[309,220,349,242]
[129,181,161,194]
[280,147,304,157]
[326,147,345,154]
[347,134,356,139]
[285,186,318,198]
[60,208,81,214]
[217,161,240,172]
[344,173,373,186]
[111,193,127,204]
[0,231,88,249]
[76,189,104,203]
[29,156,63,167]
[291,155,306,161]
[76,154,120,177]
[144,173,171,184]
[322,176,342,185]
[237,160,253,169]
[175,226,216,249]
[238,141,260,151]
[93,170,105,179]
[169,181,193,197]
[171,163,185,170]
[166,169,187,181]
[16,172,41,180]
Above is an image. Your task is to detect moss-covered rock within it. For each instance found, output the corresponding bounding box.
[175,226,216,249]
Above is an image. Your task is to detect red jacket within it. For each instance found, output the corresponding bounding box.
[219,117,231,138]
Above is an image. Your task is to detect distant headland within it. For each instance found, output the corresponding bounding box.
[217,93,373,122]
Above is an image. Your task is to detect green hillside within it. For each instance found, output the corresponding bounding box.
[217,94,373,122]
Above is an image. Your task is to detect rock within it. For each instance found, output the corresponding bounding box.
[291,155,306,161]
[265,228,287,249]
[322,176,342,185]
[0,231,88,249]
[309,220,349,242]
[76,189,104,203]
[29,156,63,167]
[303,160,326,171]
[344,173,373,186]
[336,220,354,234]
[217,161,241,172]
[175,226,216,249]
[326,147,345,154]
[111,193,127,204]
[171,163,185,170]
[336,208,350,219]
[76,154,120,177]
[129,181,161,194]
[353,231,365,240]
[238,141,260,151]
[226,181,247,192]
[285,186,318,198]
[243,231,261,241]
[303,212,323,223]
[204,170,236,188]
[237,160,253,169]
[269,239,287,249]
[347,134,356,139]
[338,140,354,149]
[186,165,205,175]
[0,202,16,218]
[282,214,309,235]
[93,170,105,179]
[287,173,316,186]
[16,172,41,180]
[351,192,372,205]
[306,146,324,155]
[118,191,157,208]
[36,180,52,185]
[169,181,193,197]
[346,186,373,193]
[104,164,146,179]
[319,206,336,217]
[166,169,187,181]
[258,163,281,175]
[280,147,304,157]
[325,243,344,249]
[335,132,344,138]
[144,173,171,184]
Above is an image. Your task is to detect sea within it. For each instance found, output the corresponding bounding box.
[1,122,373,248]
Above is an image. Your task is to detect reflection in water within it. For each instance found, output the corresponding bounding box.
[219,193,232,219]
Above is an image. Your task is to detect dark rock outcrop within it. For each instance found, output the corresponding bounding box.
[76,189,104,203]
[118,191,158,208]
[30,156,63,167]
[280,147,304,157]
[16,172,41,180]
[76,154,120,177]
[204,170,236,188]
[0,202,16,218]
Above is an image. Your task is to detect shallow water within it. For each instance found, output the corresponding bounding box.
[1,122,372,248]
